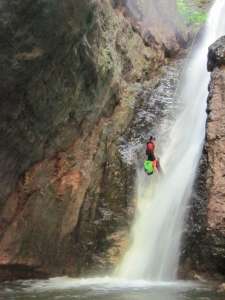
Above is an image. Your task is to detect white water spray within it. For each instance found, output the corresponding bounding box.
[117,0,225,281]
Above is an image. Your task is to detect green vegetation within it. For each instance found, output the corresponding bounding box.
[177,0,207,25]
[98,47,114,76]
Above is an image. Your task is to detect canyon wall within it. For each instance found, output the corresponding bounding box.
[0,0,188,280]
[113,0,189,56]
[202,36,225,276]
[182,36,225,279]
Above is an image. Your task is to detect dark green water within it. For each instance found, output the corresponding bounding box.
[0,277,224,300]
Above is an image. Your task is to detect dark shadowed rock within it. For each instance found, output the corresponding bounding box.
[182,35,225,279]
[208,36,225,71]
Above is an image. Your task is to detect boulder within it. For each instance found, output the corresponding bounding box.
[208,36,225,71]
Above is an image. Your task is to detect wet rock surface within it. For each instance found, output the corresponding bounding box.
[119,59,184,165]
[208,36,225,71]
[0,0,188,281]
[182,35,225,278]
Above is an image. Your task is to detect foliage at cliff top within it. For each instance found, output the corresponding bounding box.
[177,0,207,25]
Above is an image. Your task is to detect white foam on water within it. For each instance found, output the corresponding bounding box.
[21,276,201,293]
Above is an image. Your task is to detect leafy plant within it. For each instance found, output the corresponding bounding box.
[176,0,207,25]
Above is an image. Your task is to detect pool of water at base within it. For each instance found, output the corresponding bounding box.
[0,277,224,300]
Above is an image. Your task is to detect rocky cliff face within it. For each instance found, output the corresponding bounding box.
[203,36,225,276]
[0,0,187,280]
[182,36,225,279]
[113,0,189,57]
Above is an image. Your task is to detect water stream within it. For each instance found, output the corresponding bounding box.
[117,0,225,281]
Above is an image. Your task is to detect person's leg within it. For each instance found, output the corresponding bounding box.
[152,160,157,171]
[156,159,163,174]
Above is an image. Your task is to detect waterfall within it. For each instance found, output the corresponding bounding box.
[117,0,225,281]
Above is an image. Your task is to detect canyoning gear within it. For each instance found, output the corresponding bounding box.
[146,140,156,161]
[146,141,155,153]
[145,136,159,175]
[144,160,154,175]
[147,152,156,161]
[144,159,161,176]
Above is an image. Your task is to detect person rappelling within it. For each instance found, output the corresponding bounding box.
[144,136,161,175]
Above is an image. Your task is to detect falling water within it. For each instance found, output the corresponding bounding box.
[117,0,225,281]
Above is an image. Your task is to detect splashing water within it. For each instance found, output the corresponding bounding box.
[117,0,225,281]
